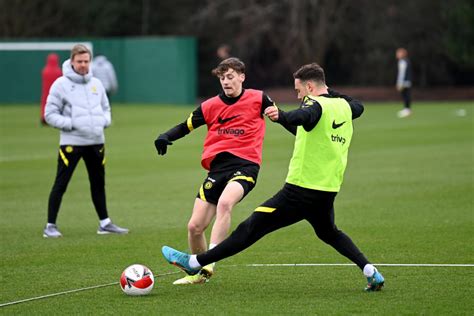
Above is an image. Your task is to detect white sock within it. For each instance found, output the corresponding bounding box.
[363,264,376,277]
[47,223,56,228]
[189,255,202,269]
[100,218,111,228]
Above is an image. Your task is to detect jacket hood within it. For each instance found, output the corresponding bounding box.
[62,59,93,83]
[93,55,108,65]
[46,53,60,67]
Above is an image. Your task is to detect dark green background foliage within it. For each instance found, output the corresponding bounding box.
[1,0,473,95]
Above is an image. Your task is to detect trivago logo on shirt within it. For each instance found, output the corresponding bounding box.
[217,127,245,136]
[331,134,346,145]
[216,114,244,136]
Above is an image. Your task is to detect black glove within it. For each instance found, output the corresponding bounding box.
[154,135,173,155]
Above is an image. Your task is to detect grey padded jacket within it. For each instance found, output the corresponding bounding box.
[45,59,111,145]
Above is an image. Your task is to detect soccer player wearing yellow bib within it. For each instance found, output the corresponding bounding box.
[162,63,385,291]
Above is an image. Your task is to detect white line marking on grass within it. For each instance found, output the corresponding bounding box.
[0,271,180,308]
[0,154,52,162]
[0,282,118,308]
[2,263,473,307]
[246,263,474,267]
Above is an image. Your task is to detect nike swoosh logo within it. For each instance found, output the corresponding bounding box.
[332,120,346,129]
[218,115,240,124]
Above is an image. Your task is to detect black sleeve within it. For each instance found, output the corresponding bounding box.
[158,106,206,141]
[260,93,275,114]
[280,120,298,135]
[328,88,364,119]
[262,92,298,135]
[277,96,322,132]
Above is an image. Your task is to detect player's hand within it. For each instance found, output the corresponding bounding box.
[264,105,279,121]
[154,135,173,155]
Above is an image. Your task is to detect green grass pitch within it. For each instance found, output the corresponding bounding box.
[0,101,473,314]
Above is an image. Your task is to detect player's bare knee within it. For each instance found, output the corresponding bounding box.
[216,199,235,214]
[187,221,206,236]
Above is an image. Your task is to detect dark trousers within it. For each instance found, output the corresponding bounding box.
[401,87,411,109]
[47,144,108,224]
[197,183,370,270]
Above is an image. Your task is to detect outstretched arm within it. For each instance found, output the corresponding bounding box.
[265,89,365,133]
[154,106,206,155]
[261,93,297,135]
[265,96,322,132]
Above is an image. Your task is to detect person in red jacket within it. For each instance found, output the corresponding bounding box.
[40,53,62,125]
[154,57,290,285]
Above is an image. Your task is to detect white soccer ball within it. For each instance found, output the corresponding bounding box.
[120,264,154,296]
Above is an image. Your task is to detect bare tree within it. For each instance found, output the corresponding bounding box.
[186,0,349,85]
[0,0,70,37]
[270,0,349,70]
[1,0,471,89]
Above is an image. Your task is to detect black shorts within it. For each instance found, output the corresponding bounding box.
[196,153,260,205]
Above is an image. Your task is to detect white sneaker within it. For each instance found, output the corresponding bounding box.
[97,222,129,235]
[43,224,62,238]
[172,264,214,285]
[397,108,412,118]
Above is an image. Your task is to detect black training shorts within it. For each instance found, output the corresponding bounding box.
[196,153,260,204]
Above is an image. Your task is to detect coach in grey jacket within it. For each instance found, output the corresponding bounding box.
[92,54,118,98]
[43,44,128,238]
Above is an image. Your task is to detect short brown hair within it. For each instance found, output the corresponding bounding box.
[212,57,245,77]
[70,44,91,61]
[293,63,325,85]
